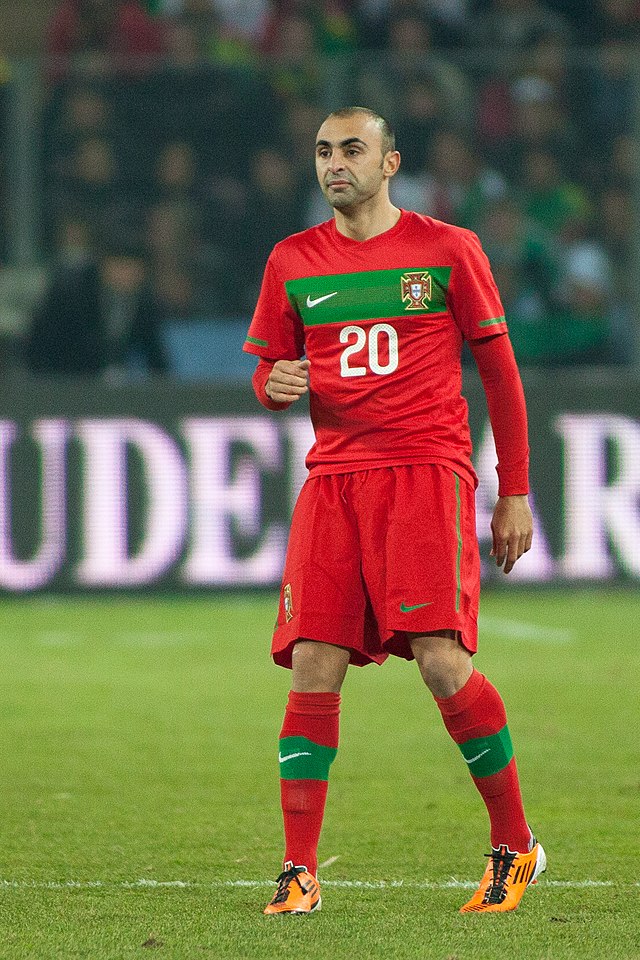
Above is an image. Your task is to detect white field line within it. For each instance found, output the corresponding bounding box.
[0,879,635,891]
[479,616,574,644]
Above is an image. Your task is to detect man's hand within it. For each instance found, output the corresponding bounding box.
[265,359,310,403]
[490,495,533,574]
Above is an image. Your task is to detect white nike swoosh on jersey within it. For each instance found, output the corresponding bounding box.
[306,292,338,308]
[463,748,491,764]
[278,751,313,763]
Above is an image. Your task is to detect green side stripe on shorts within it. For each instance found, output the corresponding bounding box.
[278,736,338,781]
[245,335,268,347]
[458,724,514,778]
[454,473,462,613]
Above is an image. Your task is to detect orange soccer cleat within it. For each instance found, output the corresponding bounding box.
[263,861,322,915]
[460,839,546,913]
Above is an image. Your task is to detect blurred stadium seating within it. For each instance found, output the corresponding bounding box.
[0,0,638,378]
[0,1,639,595]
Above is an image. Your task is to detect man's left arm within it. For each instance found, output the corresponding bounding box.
[470,333,533,575]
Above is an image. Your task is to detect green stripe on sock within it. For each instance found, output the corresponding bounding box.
[458,724,514,778]
[278,736,337,781]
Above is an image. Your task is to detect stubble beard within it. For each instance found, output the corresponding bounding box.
[323,182,358,209]
[322,162,385,210]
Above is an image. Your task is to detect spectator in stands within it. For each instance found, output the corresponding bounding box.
[0,59,9,266]
[162,0,255,67]
[358,9,470,123]
[587,41,633,147]
[157,0,269,45]
[609,134,637,187]
[59,135,120,221]
[595,184,637,361]
[262,9,323,104]
[146,199,200,277]
[598,0,640,40]
[245,146,307,289]
[25,233,167,379]
[391,74,455,174]
[282,97,327,170]
[62,83,113,138]
[357,0,469,48]
[46,0,165,79]
[543,0,600,42]
[155,140,198,201]
[261,1,358,57]
[153,258,199,320]
[470,0,571,50]
[505,73,581,178]
[479,196,560,364]
[548,241,618,365]
[519,148,590,236]
[599,183,633,282]
[414,129,508,232]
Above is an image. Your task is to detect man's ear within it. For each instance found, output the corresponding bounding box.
[383,150,401,178]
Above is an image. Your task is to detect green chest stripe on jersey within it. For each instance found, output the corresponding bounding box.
[286,266,452,326]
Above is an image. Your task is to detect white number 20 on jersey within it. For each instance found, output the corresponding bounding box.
[339,323,399,378]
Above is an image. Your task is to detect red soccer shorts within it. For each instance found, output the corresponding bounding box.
[272,464,480,667]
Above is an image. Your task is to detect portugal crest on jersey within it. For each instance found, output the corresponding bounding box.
[401,271,433,310]
[284,583,294,623]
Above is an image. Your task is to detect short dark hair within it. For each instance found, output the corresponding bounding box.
[324,106,396,156]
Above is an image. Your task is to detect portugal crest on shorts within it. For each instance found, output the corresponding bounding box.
[401,271,433,310]
[284,583,294,623]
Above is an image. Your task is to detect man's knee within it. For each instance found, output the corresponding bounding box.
[408,631,472,699]
[291,639,350,693]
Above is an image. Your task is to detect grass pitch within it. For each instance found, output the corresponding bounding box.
[0,590,638,959]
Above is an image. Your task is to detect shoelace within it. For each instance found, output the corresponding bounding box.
[271,864,310,905]
[482,848,517,905]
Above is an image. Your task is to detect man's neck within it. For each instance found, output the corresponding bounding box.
[333,200,401,242]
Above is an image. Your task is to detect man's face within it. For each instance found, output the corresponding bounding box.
[315,114,395,211]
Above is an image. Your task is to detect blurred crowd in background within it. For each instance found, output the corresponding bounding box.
[1,0,639,378]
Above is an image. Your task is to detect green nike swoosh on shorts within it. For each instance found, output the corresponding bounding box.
[400,602,434,612]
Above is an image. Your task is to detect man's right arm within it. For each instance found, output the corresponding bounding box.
[252,357,310,410]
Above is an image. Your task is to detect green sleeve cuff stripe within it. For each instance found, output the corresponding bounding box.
[478,316,506,328]
[245,335,269,347]
[458,724,513,778]
[279,736,337,781]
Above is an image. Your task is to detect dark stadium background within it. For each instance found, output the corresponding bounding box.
[0,0,638,590]
[0,7,639,960]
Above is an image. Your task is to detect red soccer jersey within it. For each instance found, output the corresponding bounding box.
[244,209,507,488]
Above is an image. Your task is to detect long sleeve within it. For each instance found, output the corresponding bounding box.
[252,358,294,411]
[469,334,529,496]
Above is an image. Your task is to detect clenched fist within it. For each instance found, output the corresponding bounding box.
[266,359,311,404]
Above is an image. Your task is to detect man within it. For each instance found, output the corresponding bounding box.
[26,235,168,380]
[243,107,546,916]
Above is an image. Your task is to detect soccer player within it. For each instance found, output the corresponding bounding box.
[243,106,546,915]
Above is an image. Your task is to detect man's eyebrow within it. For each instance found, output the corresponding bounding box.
[315,137,368,149]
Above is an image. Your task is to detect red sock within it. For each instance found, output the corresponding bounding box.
[279,691,340,876]
[434,670,531,852]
